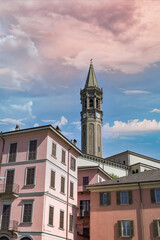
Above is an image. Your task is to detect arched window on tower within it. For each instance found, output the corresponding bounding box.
[90,98,94,108]
[96,99,99,109]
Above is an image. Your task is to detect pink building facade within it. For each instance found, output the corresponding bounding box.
[77,166,112,240]
[87,169,160,240]
[0,125,82,240]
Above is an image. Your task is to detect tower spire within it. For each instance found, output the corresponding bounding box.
[85,60,99,88]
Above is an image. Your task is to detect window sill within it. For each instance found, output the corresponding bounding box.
[50,186,56,190]
[48,224,54,228]
[70,168,76,172]
[59,227,65,231]
[51,154,57,159]
[61,161,66,165]
[69,196,74,200]
[60,192,66,195]
[23,184,35,189]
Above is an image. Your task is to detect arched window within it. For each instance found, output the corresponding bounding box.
[0,237,10,240]
[20,237,32,240]
[90,99,94,108]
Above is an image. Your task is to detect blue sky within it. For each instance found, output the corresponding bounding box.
[1,0,160,159]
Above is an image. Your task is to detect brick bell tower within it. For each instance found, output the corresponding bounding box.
[80,60,103,157]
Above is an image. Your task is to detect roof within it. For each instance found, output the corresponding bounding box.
[85,62,99,88]
[78,165,113,179]
[105,150,160,164]
[1,125,83,156]
[87,169,160,189]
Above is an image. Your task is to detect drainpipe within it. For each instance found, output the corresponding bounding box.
[66,146,71,240]
[0,132,5,164]
[138,183,144,240]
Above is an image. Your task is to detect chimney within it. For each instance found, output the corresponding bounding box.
[15,125,20,130]
[73,139,77,146]
[56,126,61,133]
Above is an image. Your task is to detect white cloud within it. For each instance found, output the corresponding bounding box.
[11,101,33,115]
[42,119,56,123]
[123,90,150,95]
[0,118,26,126]
[72,121,81,131]
[150,109,160,113]
[103,119,160,139]
[34,123,39,127]
[54,116,68,127]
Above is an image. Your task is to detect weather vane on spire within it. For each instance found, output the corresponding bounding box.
[90,59,93,65]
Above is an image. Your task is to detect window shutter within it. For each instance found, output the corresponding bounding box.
[49,206,54,225]
[50,171,55,188]
[129,191,133,204]
[130,220,134,236]
[70,182,74,198]
[118,221,122,237]
[153,220,158,237]
[151,189,156,203]
[9,143,17,162]
[29,140,37,160]
[52,143,56,157]
[117,192,120,205]
[61,177,65,193]
[100,193,103,205]
[107,192,111,205]
[26,168,35,185]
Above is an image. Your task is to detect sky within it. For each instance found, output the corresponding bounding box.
[1,0,160,159]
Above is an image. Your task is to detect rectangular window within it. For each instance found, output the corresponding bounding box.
[23,203,33,223]
[59,210,64,230]
[52,142,56,158]
[118,220,134,237]
[83,177,89,186]
[48,206,54,226]
[28,140,37,160]
[69,214,73,232]
[61,149,66,164]
[80,200,90,217]
[70,156,76,171]
[153,220,160,237]
[70,181,74,199]
[50,170,55,189]
[100,192,111,206]
[8,143,17,162]
[117,191,132,205]
[61,176,65,194]
[26,167,35,185]
[83,228,90,237]
[151,189,160,203]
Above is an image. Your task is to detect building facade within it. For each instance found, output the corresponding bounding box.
[80,61,103,157]
[0,125,82,240]
[87,169,160,240]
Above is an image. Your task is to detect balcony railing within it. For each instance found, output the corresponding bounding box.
[80,210,90,217]
[0,183,19,196]
[1,220,18,231]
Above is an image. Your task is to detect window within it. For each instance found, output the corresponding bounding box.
[69,214,73,232]
[50,170,55,189]
[70,156,76,171]
[8,143,17,162]
[153,219,160,237]
[90,98,94,108]
[83,177,89,186]
[26,167,35,185]
[83,228,90,237]
[117,191,132,205]
[100,192,111,206]
[52,142,56,158]
[61,149,66,164]
[28,140,37,160]
[59,210,64,230]
[96,99,99,109]
[48,206,54,226]
[118,220,134,237]
[61,176,65,194]
[22,202,33,223]
[151,189,160,203]
[80,200,90,217]
[70,181,74,199]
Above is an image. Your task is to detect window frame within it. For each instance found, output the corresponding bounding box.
[21,200,34,224]
[83,176,89,186]
[69,181,74,199]
[50,170,56,189]
[51,141,57,158]
[60,176,65,195]
[48,205,54,227]
[25,167,36,186]
[61,149,66,165]
[27,139,37,161]
[70,156,76,171]
[69,214,74,233]
[8,142,18,163]
[151,188,160,203]
[59,210,65,230]
[100,192,111,206]
[117,191,132,205]
[118,220,134,237]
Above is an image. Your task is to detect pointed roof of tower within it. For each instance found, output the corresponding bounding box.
[85,60,99,88]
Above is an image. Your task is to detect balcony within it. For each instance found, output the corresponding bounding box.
[80,210,90,218]
[1,220,18,231]
[0,183,19,198]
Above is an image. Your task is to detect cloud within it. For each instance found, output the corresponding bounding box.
[72,121,81,131]
[54,116,68,127]
[123,90,150,95]
[34,123,39,127]
[11,101,33,115]
[42,119,56,123]
[0,118,26,126]
[150,109,160,113]
[103,119,160,139]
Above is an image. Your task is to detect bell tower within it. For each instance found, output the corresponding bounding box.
[80,60,103,157]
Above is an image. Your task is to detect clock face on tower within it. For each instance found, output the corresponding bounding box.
[83,113,87,119]
[96,112,101,119]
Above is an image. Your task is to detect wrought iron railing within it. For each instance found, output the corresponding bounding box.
[0,183,19,195]
[1,220,18,231]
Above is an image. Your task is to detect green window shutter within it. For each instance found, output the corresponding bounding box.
[117,192,120,205]
[118,221,122,237]
[151,189,156,203]
[107,192,111,205]
[100,193,103,205]
[129,191,133,204]
[130,220,134,236]
[153,220,158,237]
